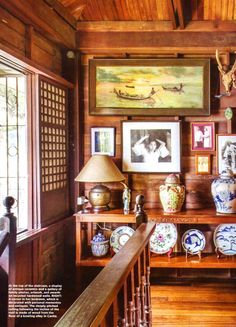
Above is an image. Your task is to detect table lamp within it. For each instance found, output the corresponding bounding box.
[75,155,125,212]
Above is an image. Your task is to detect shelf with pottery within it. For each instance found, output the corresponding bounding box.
[75,170,236,268]
[75,208,236,268]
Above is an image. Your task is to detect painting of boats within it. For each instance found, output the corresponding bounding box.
[89,59,210,116]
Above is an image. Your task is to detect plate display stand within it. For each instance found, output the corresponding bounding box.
[184,248,202,260]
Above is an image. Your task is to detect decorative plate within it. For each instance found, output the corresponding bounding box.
[182,229,206,254]
[214,224,236,256]
[150,223,177,254]
[110,226,135,253]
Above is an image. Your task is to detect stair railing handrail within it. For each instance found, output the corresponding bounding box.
[55,221,155,327]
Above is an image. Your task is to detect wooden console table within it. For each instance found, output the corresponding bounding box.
[75,209,236,269]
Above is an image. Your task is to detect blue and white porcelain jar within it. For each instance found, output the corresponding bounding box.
[91,232,109,257]
[211,168,236,213]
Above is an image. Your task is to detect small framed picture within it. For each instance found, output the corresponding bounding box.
[91,127,115,156]
[217,134,236,174]
[195,154,211,175]
[191,122,215,151]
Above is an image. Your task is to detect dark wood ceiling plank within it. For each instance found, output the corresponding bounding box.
[1,0,76,48]
[118,0,130,20]
[148,0,158,20]
[197,0,204,20]
[215,0,222,20]
[125,0,135,20]
[114,0,124,21]
[228,0,234,20]
[190,0,197,20]
[43,0,77,28]
[143,0,154,21]
[85,0,103,21]
[138,0,149,20]
[203,0,210,19]
[176,0,185,29]
[167,0,177,29]
[234,0,236,19]
[158,0,164,20]
[222,0,229,20]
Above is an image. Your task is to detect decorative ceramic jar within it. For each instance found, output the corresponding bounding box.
[211,168,236,213]
[159,174,185,213]
[90,232,109,257]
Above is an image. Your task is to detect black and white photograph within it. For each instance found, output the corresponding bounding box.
[122,121,181,173]
[217,134,236,174]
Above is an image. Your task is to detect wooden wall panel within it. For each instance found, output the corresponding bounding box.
[78,50,236,212]
[0,7,25,55]
[15,244,32,285]
[32,32,62,74]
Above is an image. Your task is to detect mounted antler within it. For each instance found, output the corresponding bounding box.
[215,49,236,97]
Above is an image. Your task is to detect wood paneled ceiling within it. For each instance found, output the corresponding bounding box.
[57,0,236,26]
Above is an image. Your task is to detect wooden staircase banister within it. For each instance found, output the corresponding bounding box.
[55,221,155,327]
[0,231,10,257]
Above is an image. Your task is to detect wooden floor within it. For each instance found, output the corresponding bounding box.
[152,281,236,327]
[17,279,236,326]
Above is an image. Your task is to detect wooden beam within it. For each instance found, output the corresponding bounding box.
[167,0,177,30]
[77,30,236,51]
[0,0,76,49]
[43,0,77,29]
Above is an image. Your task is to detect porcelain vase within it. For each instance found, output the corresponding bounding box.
[211,169,236,213]
[159,174,185,213]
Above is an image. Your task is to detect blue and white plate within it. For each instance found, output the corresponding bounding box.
[182,229,206,254]
[110,226,135,253]
[214,224,236,256]
[150,223,177,254]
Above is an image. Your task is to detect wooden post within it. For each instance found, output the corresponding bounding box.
[0,196,16,327]
[135,195,148,227]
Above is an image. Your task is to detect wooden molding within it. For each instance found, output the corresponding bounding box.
[76,20,236,32]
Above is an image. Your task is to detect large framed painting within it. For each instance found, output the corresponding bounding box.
[217,134,236,174]
[122,121,181,173]
[89,59,210,116]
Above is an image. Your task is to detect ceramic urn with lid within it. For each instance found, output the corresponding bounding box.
[159,174,185,213]
[211,168,236,213]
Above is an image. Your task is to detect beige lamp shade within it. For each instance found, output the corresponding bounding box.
[75,155,125,183]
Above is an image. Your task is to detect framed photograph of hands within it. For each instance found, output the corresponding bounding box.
[122,121,181,173]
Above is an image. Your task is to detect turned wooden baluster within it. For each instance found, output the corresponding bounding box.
[134,287,141,326]
[145,267,152,326]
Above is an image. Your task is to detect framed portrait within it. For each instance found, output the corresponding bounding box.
[217,134,236,174]
[122,121,181,173]
[91,127,115,156]
[89,58,210,116]
[195,154,211,175]
[191,122,215,151]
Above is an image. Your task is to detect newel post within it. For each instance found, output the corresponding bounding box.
[0,196,16,327]
[135,194,148,227]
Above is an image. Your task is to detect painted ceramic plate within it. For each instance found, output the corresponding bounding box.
[182,229,206,254]
[214,224,236,256]
[150,223,177,254]
[110,226,135,253]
